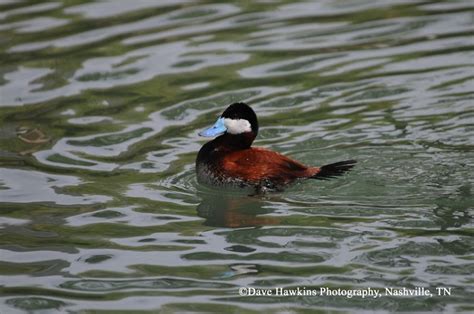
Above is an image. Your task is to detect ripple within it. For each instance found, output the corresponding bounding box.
[61,277,234,292]
[66,206,194,227]
[126,168,199,205]
[5,297,67,312]
[0,17,68,33]
[67,116,113,125]
[2,42,248,106]
[10,4,240,52]
[0,168,111,205]
[0,2,62,20]
[64,0,192,19]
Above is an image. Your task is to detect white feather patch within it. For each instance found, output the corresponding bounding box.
[224,118,251,134]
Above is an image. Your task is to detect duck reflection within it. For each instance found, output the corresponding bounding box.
[196,191,280,228]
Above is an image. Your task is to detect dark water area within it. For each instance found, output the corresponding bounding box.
[0,0,473,313]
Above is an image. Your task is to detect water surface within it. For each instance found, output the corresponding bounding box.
[0,0,473,313]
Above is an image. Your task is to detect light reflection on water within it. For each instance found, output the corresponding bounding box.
[0,0,473,312]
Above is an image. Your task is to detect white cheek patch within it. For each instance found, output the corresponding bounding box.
[224,118,252,134]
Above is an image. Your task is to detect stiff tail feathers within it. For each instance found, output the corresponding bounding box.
[311,160,356,180]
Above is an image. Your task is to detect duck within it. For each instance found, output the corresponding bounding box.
[196,102,356,192]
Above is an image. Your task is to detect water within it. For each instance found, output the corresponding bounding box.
[0,0,473,312]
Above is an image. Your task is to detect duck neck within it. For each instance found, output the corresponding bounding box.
[217,132,256,150]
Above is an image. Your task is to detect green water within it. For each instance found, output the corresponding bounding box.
[0,0,473,313]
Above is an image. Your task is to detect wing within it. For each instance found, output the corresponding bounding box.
[221,147,318,184]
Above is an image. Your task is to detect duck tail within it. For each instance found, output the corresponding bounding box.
[311,160,357,180]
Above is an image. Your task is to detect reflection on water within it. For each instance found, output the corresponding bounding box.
[0,0,473,312]
[197,192,280,228]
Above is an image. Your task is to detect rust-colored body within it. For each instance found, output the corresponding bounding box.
[220,147,320,185]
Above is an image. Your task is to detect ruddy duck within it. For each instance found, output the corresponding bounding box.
[196,102,356,192]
